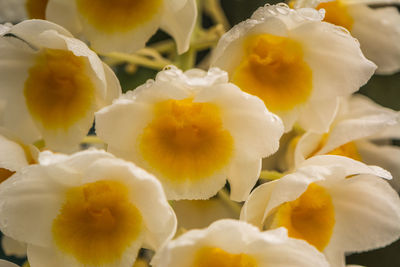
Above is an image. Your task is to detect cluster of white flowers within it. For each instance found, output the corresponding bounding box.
[0,1,399,267]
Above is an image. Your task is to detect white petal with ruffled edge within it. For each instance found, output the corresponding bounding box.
[0,20,121,152]
[96,67,283,201]
[46,0,196,54]
[152,219,329,267]
[292,95,399,167]
[241,155,400,266]
[0,149,176,267]
[211,4,375,133]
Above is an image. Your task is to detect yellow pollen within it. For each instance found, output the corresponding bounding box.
[194,247,258,267]
[327,141,362,161]
[232,34,313,112]
[317,1,354,31]
[25,0,49,19]
[272,183,335,251]
[52,180,143,265]
[76,0,163,33]
[24,48,95,131]
[139,98,234,183]
[0,168,15,183]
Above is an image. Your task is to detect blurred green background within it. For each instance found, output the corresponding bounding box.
[1,0,399,266]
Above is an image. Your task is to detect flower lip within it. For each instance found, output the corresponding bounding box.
[241,155,400,264]
[211,3,376,132]
[75,0,163,33]
[45,0,197,54]
[52,179,144,265]
[232,33,313,112]
[96,67,284,201]
[24,47,96,131]
[0,149,177,267]
[151,219,330,267]
[0,20,121,152]
[138,97,234,183]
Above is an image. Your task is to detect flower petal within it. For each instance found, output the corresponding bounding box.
[348,5,400,74]
[227,157,261,202]
[96,67,282,201]
[80,157,177,250]
[0,165,67,247]
[357,140,400,191]
[153,219,329,267]
[299,155,392,179]
[0,259,20,267]
[46,0,82,35]
[290,21,376,101]
[297,97,339,133]
[325,174,400,253]
[1,235,26,257]
[240,171,320,228]
[160,0,197,54]
[0,134,29,171]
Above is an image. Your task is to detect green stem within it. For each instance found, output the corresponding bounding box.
[204,0,230,31]
[33,139,45,150]
[218,188,242,216]
[103,52,172,70]
[259,170,285,181]
[82,136,105,145]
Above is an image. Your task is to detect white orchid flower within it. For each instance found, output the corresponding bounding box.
[293,0,400,74]
[96,66,284,201]
[292,94,400,190]
[241,155,400,267]
[0,20,121,152]
[0,149,177,267]
[45,0,197,54]
[211,4,376,132]
[152,219,330,267]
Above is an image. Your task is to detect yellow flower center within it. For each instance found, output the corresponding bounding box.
[309,134,363,162]
[0,168,15,183]
[317,0,354,31]
[194,247,258,267]
[139,98,234,183]
[52,180,143,265]
[232,34,313,112]
[272,183,335,251]
[327,141,362,161]
[76,0,163,33]
[24,48,95,131]
[25,0,49,19]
